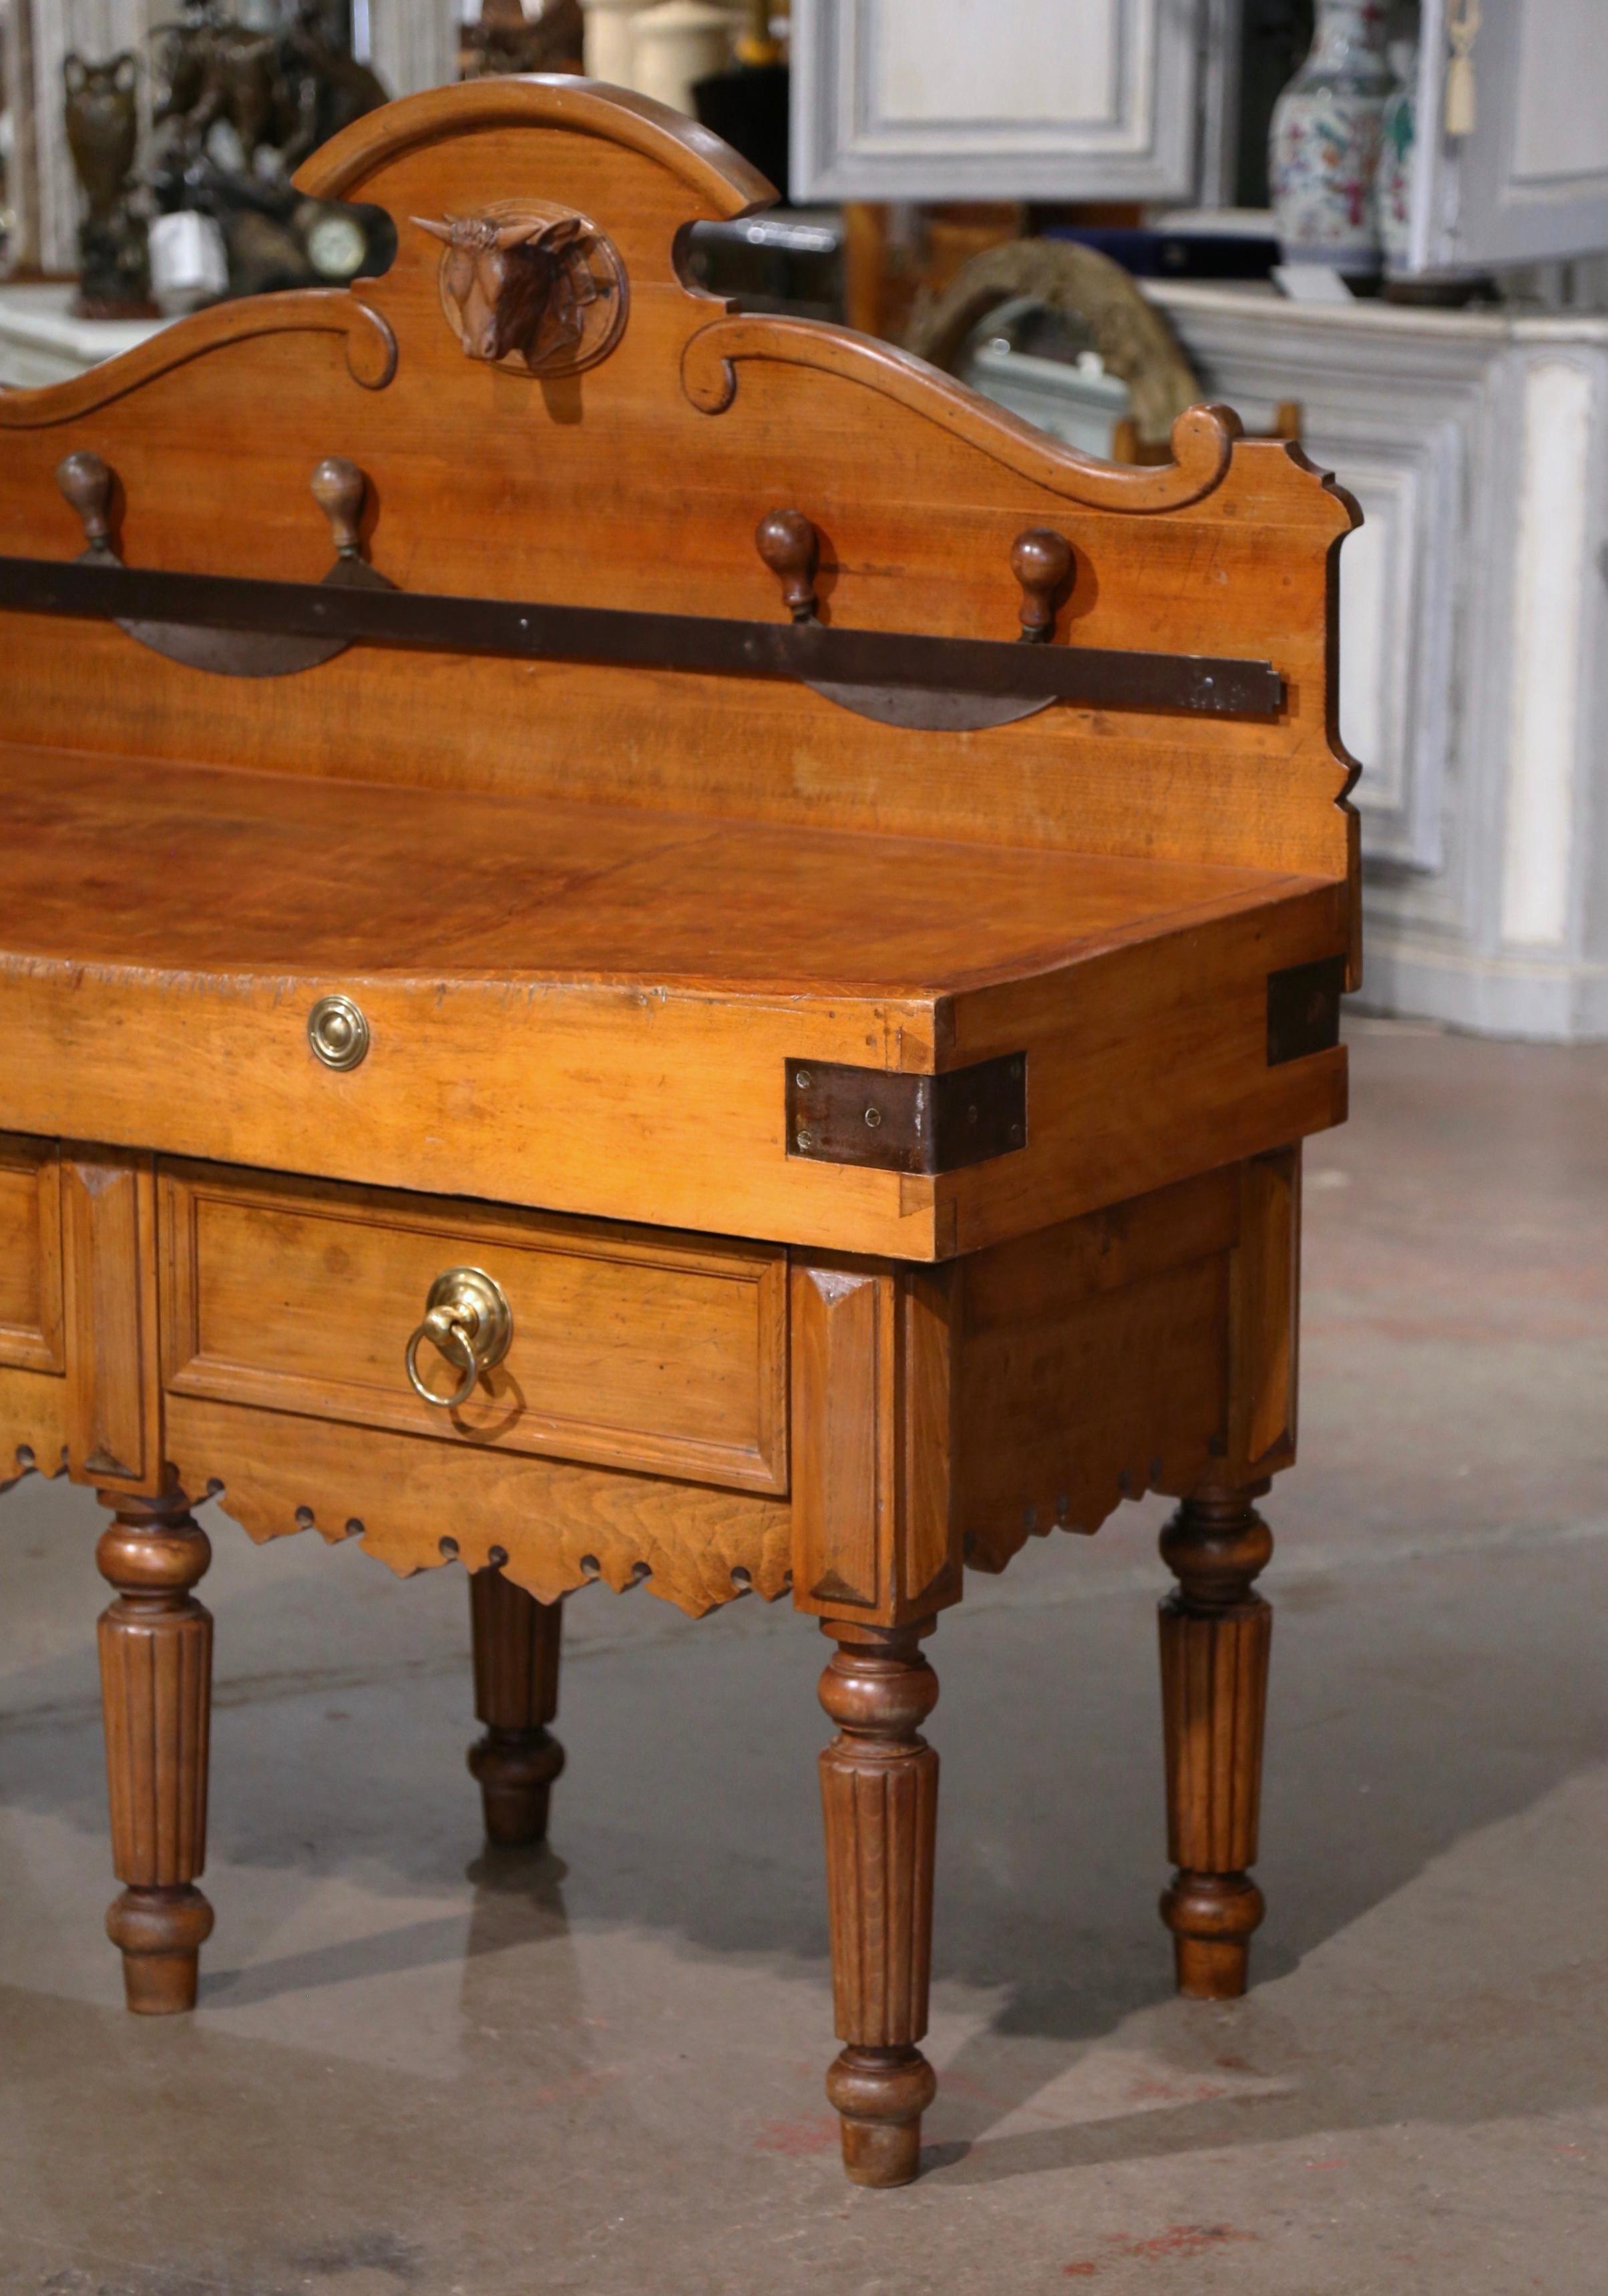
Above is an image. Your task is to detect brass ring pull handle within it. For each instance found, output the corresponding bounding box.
[404,1267,513,1409]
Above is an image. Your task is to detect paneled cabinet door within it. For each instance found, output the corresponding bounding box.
[1410,0,1608,268]
[789,0,1234,203]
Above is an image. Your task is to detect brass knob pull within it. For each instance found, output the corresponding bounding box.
[405,1267,513,1409]
[307,992,370,1070]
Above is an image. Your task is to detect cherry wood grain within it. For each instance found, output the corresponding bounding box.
[818,1619,940,2187]
[957,1171,1237,1573]
[0,746,1346,1260]
[96,1491,214,2012]
[0,1136,69,1483]
[0,1133,63,1375]
[789,1258,959,1624]
[165,1394,792,1617]
[61,1149,162,1493]
[0,744,1331,993]
[682,318,1237,512]
[301,75,775,218]
[158,1160,789,1495]
[0,290,397,427]
[468,1566,565,1846]
[0,76,1358,927]
[1225,1148,1301,1481]
[1157,1489,1273,1998]
[0,1372,66,1491]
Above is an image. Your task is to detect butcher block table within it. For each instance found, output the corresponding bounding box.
[0,80,1360,2187]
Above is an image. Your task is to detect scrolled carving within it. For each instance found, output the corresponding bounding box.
[412,204,626,377]
[0,290,396,428]
[682,315,1237,513]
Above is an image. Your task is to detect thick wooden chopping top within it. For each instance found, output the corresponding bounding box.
[0,745,1320,999]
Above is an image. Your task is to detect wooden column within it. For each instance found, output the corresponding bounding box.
[467,1566,565,1846]
[1157,1488,1273,1998]
[818,1618,940,2188]
[96,1490,214,2013]
[791,1254,960,2186]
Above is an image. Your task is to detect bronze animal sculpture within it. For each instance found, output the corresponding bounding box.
[413,211,618,373]
[152,1,385,175]
[147,2,387,304]
[63,51,153,317]
[277,1,389,168]
[65,51,142,222]
[151,6,280,167]
[460,0,585,78]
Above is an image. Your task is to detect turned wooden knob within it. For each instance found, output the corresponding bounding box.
[756,507,819,622]
[57,449,115,550]
[1011,526,1073,640]
[311,456,367,557]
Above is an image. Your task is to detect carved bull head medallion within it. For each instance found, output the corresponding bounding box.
[411,201,627,376]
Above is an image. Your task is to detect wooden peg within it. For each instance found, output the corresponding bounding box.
[756,508,819,622]
[57,451,117,555]
[1011,527,1072,642]
[311,457,367,559]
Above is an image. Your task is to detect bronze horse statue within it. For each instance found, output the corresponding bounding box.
[151,1,385,173]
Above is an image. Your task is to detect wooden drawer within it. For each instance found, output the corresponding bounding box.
[158,1162,788,1494]
[0,1132,63,1375]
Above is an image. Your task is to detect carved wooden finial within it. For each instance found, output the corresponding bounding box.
[311,457,367,558]
[1011,527,1073,642]
[756,508,819,622]
[57,449,116,552]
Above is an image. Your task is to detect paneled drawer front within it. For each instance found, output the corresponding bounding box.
[158,1162,788,1494]
[0,1133,63,1375]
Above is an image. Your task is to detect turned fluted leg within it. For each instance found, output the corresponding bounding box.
[467,1566,565,1847]
[1157,1489,1273,1999]
[96,1491,215,2014]
[818,1618,940,2188]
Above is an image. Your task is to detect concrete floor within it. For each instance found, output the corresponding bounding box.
[3,1017,1607,2295]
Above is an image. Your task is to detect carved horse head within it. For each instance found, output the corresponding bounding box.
[411,212,598,370]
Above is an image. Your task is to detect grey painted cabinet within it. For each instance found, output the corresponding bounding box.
[789,0,1241,204]
[1410,0,1608,269]
[791,0,1608,278]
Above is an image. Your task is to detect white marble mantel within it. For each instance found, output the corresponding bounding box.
[1148,282,1608,1041]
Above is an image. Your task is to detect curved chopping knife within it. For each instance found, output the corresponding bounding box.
[755,507,1073,732]
[55,449,391,678]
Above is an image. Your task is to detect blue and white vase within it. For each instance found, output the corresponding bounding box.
[1270,0,1394,276]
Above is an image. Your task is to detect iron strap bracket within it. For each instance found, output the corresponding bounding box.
[0,553,1284,720]
[786,1053,1028,1176]
[1266,955,1346,1066]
